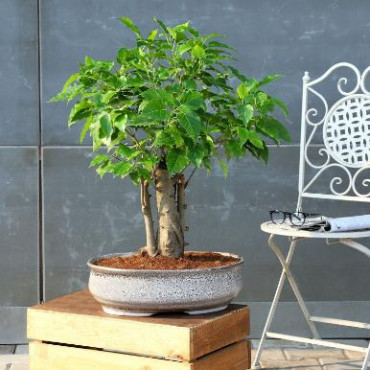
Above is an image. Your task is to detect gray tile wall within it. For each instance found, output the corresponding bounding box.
[0,0,39,145]
[1,0,369,342]
[0,148,39,307]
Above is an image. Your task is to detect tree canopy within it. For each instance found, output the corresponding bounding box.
[51,17,290,184]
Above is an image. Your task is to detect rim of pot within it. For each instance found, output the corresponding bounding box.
[87,251,244,274]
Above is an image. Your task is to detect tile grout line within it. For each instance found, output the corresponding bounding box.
[37,0,45,304]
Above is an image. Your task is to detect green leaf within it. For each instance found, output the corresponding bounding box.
[184,91,203,110]
[116,47,130,64]
[237,104,254,125]
[187,26,199,37]
[203,156,212,173]
[191,45,206,59]
[140,100,169,121]
[155,130,177,147]
[166,149,189,175]
[203,32,225,41]
[205,134,215,152]
[257,117,291,143]
[147,29,158,40]
[79,117,92,144]
[228,66,247,82]
[168,127,185,147]
[126,76,145,87]
[139,155,158,169]
[178,106,202,139]
[153,18,169,34]
[167,27,177,39]
[128,115,159,127]
[141,89,175,107]
[68,100,91,125]
[129,170,140,184]
[188,144,204,167]
[237,127,264,149]
[218,159,228,178]
[62,73,79,92]
[113,113,128,132]
[272,98,289,117]
[184,79,197,90]
[89,154,109,167]
[49,83,81,102]
[260,142,269,164]
[207,40,234,50]
[89,120,102,151]
[96,161,113,178]
[178,44,192,55]
[237,83,250,99]
[236,126,248,146]
[273,119,291,142]
[99,114,112,138]
[258,74,282,87]
[85,55,93,65]
[116,144,139,159]
[129,168,151,184]
[119,17,141,37]
[225,140,243,158]
[113,162,134,177]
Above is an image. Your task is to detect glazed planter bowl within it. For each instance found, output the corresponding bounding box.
[87,251,243,316]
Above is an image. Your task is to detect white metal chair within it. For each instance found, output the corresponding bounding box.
[252,63,370,370]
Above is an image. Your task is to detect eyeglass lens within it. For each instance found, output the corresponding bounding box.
[270,211,285,224]
[290,212,305,226]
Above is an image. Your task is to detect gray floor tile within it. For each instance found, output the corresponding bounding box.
[0,346,14,355]
[14,347,28,355]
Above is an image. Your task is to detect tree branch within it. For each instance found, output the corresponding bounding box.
[126,129,141,148]
[184,167,197,189]
[177,174,188,236]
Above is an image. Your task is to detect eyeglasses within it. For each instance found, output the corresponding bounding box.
[269,210,322,226]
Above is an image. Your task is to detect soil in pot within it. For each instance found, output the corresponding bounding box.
[95,251,240,270]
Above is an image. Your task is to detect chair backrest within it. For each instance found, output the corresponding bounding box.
[297,62,370,210]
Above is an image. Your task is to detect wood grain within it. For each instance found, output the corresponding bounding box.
[29,340,250,370]
[27,290,249,362]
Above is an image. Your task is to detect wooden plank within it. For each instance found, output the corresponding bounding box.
[193,340,250,370]
[29,340,250,370]
[28,308,190,361]
[28,290,249,361]
[191,303,249,359]
[29,341,190,370]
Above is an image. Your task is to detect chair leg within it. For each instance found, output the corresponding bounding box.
[339,239,370,258]
[252,236,298,369]
[362,341,370,370]
[268,235,320,339]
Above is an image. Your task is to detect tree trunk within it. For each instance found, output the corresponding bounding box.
[140,180,157,256]
[155,168,184,258]
[177,174,187,234]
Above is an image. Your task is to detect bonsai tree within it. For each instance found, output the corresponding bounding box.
[51,17,290,258]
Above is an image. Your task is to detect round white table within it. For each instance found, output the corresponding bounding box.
[261,221,370,239]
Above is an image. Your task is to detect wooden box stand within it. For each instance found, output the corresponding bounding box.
[27,290,251,369]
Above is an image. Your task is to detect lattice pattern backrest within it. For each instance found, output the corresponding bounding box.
[323,94,370,168]
[298,63,370,205]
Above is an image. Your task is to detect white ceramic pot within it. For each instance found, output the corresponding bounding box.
[87,251,243,316]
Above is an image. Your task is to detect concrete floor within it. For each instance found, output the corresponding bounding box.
[0,345,28,370]
[251,339,369,369]
[0,340,369,369]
